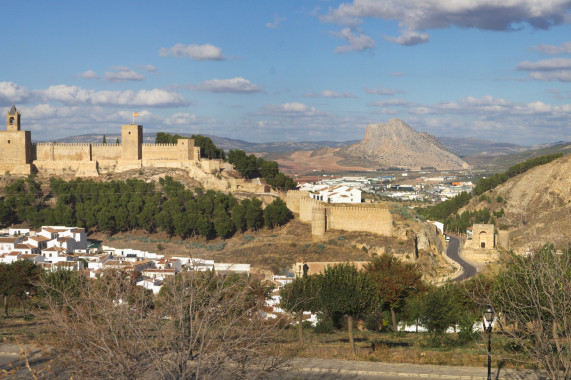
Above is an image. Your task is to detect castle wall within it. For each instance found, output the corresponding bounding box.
[285,190,303,214]
[199,159,222,173]
[326,205,393,236]
[91,144,122,161]
[286,190,394,237]
[142,143,179,160]
[34,143,91,162]
[299,196,322,223]
[33,161,85,173]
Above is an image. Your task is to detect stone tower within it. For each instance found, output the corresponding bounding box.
[311,206,327,237]
[6,104,21,131]
[0,105,32,174]
[470,224,495,249]
[121,124,142,161]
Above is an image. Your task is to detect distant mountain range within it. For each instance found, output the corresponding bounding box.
[46,131,569,172]
[47,133,358,154]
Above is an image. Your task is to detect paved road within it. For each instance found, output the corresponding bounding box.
[446,236,477,281]
[1,344,547,380]
[278,358,547,380]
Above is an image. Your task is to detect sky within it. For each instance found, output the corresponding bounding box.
[1,0,571,145]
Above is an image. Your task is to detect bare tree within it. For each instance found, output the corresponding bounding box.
[36,269,293,379]
[155,270,291,379]
[484,246,570,380]
[37,270,162,379]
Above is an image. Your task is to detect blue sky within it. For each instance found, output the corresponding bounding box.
[2,0,571,145]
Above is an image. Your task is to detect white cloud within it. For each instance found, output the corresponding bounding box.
[517,58,571,82]
[137,64,157,73]
[164,113,200,126]
[321,0,571,46]
[517,58,571,71]
[384,30,429,46]
[40,85,189,107]
[532,41,571,55]
[372,94,571,126]
[188,77,263,94]
[79,70,99,79]
[529,71,571,82]
[363,86,404,95]
[302,90,357,98]
[1,82,189,109]
[259,102,327,118]
[0,81,32,104]
[159,43,226,61]
[103,66,145,82]
[331,27,375,53]
[371,98,413,107]
[266,15,286,29]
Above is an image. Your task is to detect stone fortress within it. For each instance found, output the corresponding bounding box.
[0,105,206,177]
[286,190,394,237]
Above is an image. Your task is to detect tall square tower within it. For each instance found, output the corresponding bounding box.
[121,124,142,160]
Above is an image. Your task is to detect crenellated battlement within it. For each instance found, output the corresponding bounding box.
[91,143,122,147]
[142,143,177,147]
[34,142,93,146]
[1,106,202,177]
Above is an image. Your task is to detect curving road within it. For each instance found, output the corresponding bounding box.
[446,236,477,281]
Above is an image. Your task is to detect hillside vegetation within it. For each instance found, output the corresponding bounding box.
[419,153,567,234]
[0,176,291,240]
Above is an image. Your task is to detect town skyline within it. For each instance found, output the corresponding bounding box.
[2,0,571,145]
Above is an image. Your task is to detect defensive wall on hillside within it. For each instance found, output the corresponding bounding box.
[0,106,205,177]
[285,190,394,237]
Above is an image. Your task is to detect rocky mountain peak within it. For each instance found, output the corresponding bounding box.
[339,119,469,170]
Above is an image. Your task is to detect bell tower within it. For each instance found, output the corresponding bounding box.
[6,104,21,131]
[1,104,32,174]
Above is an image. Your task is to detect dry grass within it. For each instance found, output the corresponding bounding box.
[0,312,47,344]
[284,328,538,370]
[92,219,434,277]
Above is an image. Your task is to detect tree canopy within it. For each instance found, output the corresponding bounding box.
[0,260,42,317]
[318,263,378,355]
[0,176,290,240]
[227,149,295,190]
[155,132,225,159]
[366,254,425,332]
[279,275,321,342]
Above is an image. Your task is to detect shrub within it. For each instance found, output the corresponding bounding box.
[314,313,335,334]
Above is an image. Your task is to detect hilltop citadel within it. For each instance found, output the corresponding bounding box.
[0,105,210,177]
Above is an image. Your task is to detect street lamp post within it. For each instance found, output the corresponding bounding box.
[483,305,495,380]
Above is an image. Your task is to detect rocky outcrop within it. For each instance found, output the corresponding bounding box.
[338,119,469,170]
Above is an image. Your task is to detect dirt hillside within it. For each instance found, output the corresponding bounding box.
[462,154,571,251]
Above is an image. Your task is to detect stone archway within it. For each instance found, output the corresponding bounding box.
[479,231,487,248]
